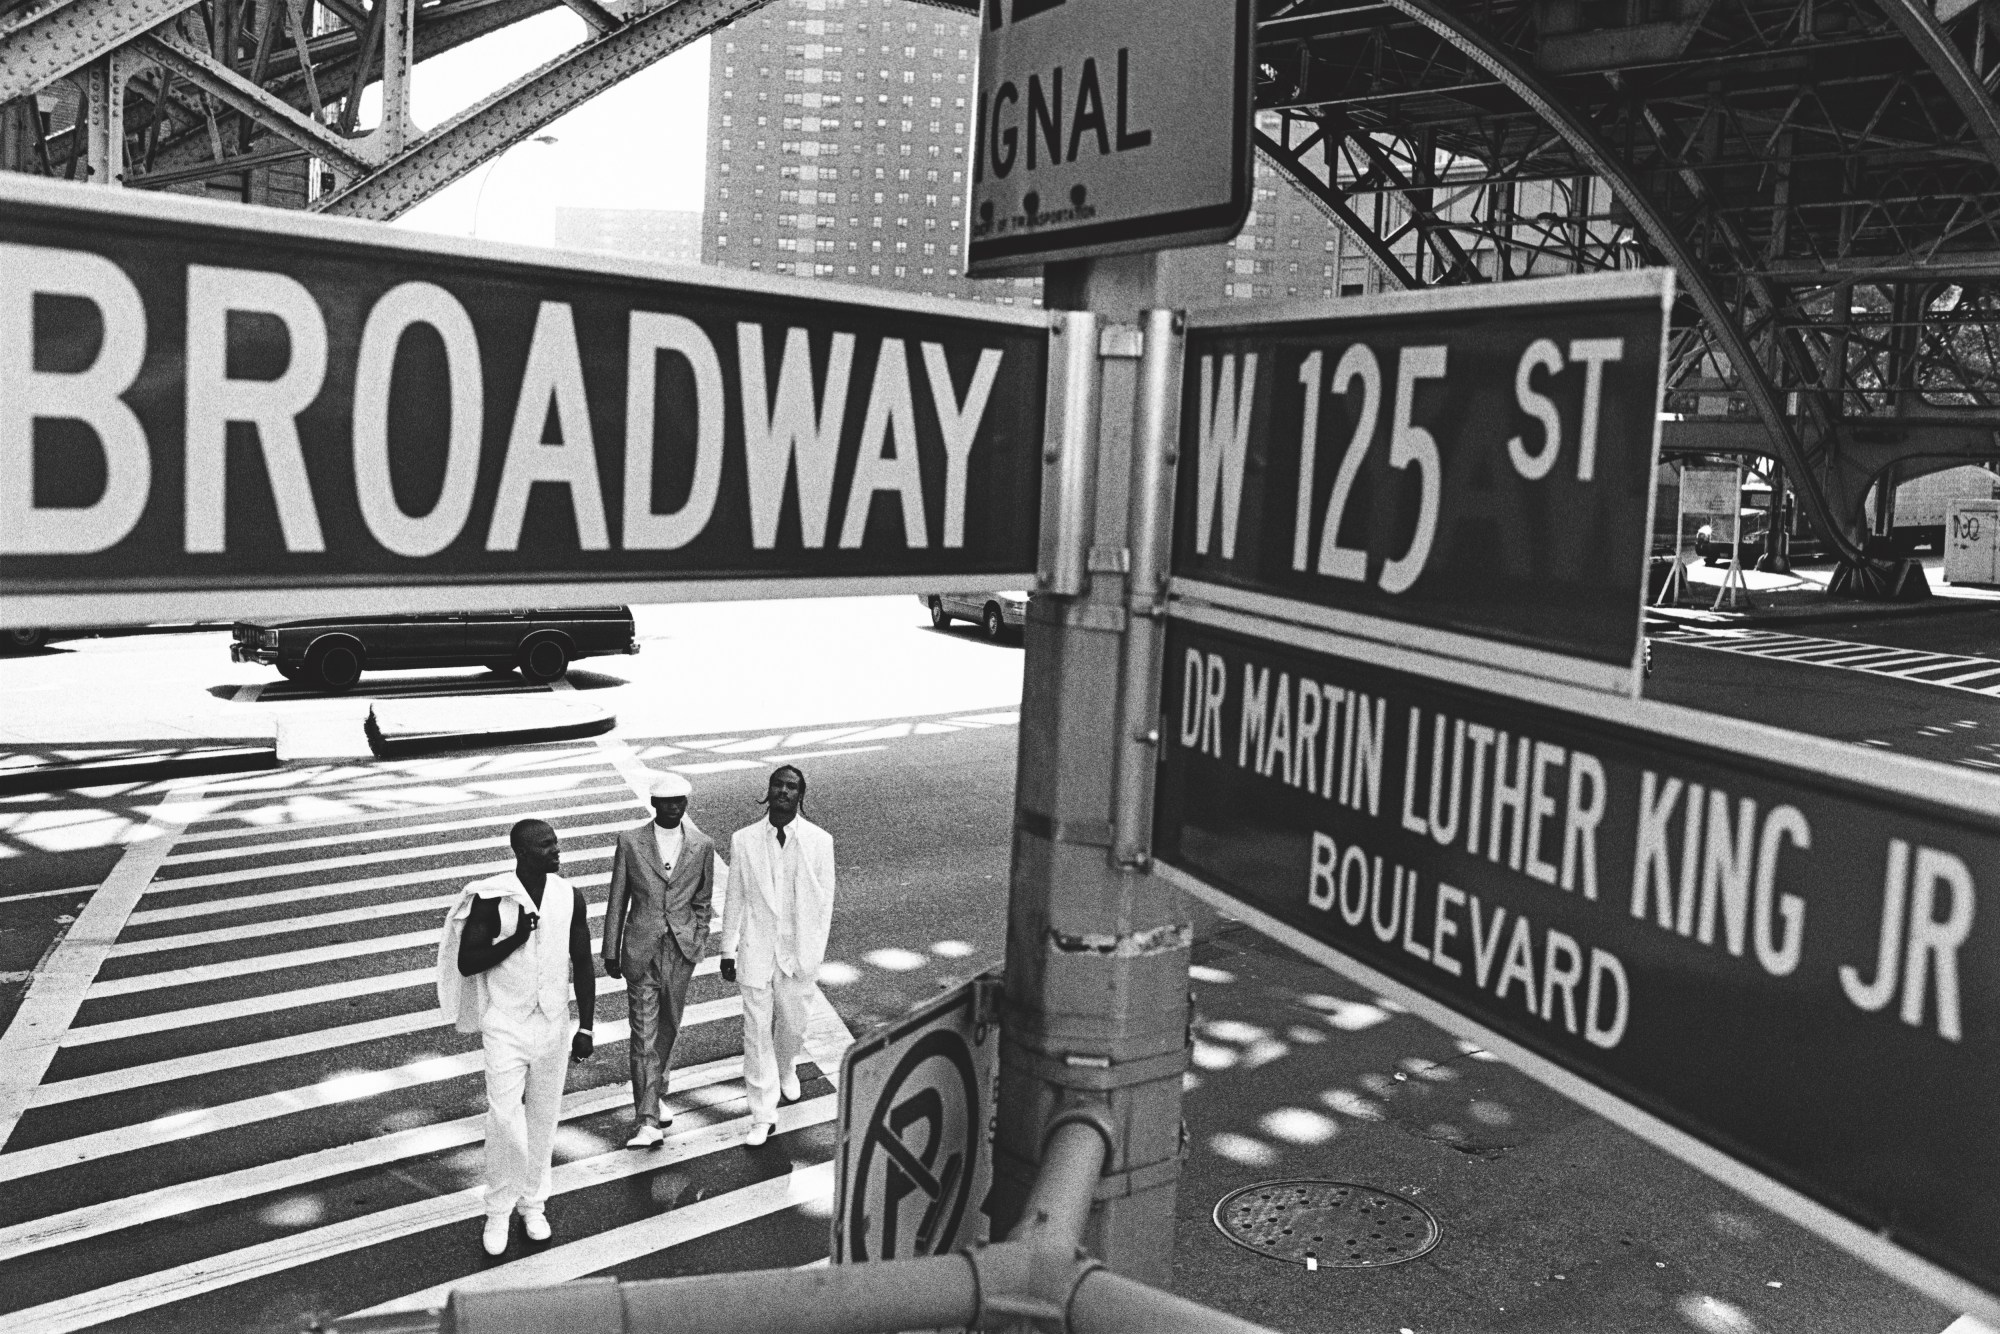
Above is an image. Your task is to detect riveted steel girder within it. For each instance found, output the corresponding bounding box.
[0,0,197,104]
[318,0,772,221]
[1358,0,1864,563]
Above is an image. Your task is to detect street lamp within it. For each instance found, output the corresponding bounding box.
[470,134,559,239]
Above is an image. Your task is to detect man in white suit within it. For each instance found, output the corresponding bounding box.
[720,764,835,1147]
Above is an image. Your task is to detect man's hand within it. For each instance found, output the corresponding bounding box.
[601,955,621,979]
[720,957,736,983]
[572,1030,594,1060]
[516,911,539,939]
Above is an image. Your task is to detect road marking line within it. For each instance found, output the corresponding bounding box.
[0,1055,751,1264]
[1883,658,1987,677]
[161,797,645,866]
[148,819,639,891]
[68,968,446,1045]
[0,885,102,904]
[358,1161,836,1316]
[88,906,614,998]
[126,865,614,929]
[114,883,621,958]
[0,783,208,1155]
[41,960,720,1101]
[170,763,619,844]
[0,1001,744,1184]
[1677,636,2000,696]
[3,1094,840,1334]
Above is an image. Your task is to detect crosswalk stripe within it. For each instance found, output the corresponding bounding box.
[148,819,639,891]
[112,893,477,957]
[3,1093,839,1334]
[0,1000,743,1184]
[0,784,210,1157]
[124,865,614,928]
[65,967,444,1046]
[1933,666,2000,686]
[1675,633,2000,695]
[40,960,719,1104]
[359,1160,837,1317]
[169,763,620,844]
[1882,657,1986,677]
[0,1054,752,1264]
[88,907,615,998]
[161,797,645,866]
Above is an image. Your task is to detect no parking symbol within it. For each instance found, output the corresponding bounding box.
[833,974,1000,1263]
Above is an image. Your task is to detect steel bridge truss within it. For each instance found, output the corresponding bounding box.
[1254,0,2000,584]
[0,0,764,216]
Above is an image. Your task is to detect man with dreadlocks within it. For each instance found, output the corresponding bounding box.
[719,764,836,1146]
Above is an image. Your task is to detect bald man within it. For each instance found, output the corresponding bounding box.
[603,771,717,1147]
[443,818,595,1257]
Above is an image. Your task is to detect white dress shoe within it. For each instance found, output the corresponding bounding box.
[779,1069,803,1103]
[520,1209,552,1242]
[745,1121,772,1147]
[626,1124,665,1148]
[481,1214,510,1256]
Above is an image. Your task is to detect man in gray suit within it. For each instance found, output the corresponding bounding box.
[602,772,716,1147]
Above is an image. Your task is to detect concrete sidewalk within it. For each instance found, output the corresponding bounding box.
[1651,556,1999,628]
[1170,922,1956,1334]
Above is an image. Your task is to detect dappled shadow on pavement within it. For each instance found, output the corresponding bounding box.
[1171,923,1953,1334]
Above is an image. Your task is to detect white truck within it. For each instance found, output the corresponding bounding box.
[1869,464,2000,552]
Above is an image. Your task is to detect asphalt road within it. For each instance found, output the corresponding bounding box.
[0,599,1024,1331]
[0,597,1990,1332]
[1646,605,2000,771]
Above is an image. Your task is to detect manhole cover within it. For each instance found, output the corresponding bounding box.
[1213,1180,1441,1268]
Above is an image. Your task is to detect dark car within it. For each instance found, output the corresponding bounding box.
[230,607,639,692]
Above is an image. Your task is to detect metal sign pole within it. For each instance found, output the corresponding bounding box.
[992,253,1190,1283]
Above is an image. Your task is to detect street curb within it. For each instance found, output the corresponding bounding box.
[0,744,278,796]
[363,707,616,757]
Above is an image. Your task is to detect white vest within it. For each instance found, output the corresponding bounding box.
[471,870,574,1024]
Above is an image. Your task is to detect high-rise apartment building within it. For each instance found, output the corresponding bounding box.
[701,2,1381,309]
[553,207,705,263]
[701,0,1043,305]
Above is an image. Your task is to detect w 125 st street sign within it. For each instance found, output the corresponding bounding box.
[966,0,1253,275]
[1173,272,1672,694]
[0,176,1048,626]
[1152,612,2000,1315]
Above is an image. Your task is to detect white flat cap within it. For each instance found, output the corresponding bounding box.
[647,772,692,799]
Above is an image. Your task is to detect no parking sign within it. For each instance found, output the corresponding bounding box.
[832,972,1000,1263]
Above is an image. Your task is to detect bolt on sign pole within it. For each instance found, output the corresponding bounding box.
[991,253,1191,1282]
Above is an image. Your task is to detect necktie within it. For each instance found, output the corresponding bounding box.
[776,825,786,847]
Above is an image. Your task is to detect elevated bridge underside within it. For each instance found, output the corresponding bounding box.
[1252,0,2000,584]
[2,0,1998,588]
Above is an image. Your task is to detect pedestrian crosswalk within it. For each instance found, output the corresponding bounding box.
[0,740,853,1333]
[1662,627,2000,695]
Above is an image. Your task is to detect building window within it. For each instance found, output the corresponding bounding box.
[895,264,907,276]
[717,236,728,246]
[870,263,881,275]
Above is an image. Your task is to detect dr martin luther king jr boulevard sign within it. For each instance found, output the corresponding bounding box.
[1151,273,2000,1319]
[0,175,1048,627]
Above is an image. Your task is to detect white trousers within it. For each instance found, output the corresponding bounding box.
[481,1007,572,1218]
[739,973,816,1125]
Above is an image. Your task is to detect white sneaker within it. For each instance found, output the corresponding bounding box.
[745,1121,772,1147]
[520,1208,551,1243]
[626,1123,666,1148]
[481,1214,510,1256]
[780,1069,803,1103]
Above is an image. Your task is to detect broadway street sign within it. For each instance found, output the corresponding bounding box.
[0,175,1048,626]
[1173,272,1672,694]
[1152,600,2000,1320]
